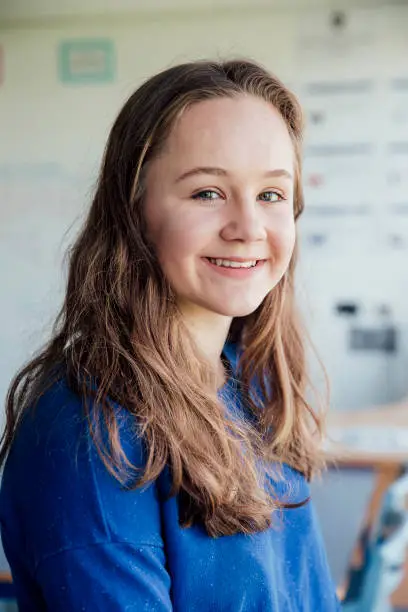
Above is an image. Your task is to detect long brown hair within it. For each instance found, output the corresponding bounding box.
[1,59,327,537]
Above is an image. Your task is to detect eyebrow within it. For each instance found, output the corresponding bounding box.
[174,166,293,183]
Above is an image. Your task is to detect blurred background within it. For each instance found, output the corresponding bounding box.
[1,0,408,609]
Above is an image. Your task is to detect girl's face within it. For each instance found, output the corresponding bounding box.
[144,95,296,320]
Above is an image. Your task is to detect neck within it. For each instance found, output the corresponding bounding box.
[178,302,232,386]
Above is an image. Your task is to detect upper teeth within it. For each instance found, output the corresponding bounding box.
[208,258,258,268]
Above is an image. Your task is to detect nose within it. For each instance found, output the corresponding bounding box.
[220,198,267,243]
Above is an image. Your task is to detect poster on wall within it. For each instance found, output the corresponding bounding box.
[303,153,377,215]
[386,78,408,143]
[382,74,408,250]
[294,8,379,78]
[302,79,378,146]
[58,38,116,84]
[298,142,381,254]
[382,215,408,251]
[293,8,383,255]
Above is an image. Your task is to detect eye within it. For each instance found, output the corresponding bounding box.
[191,189,221,202]
[258,190,285,203]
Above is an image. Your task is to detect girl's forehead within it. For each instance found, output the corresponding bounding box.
[161,96,294,173]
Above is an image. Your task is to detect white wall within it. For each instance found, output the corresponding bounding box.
[1,2,408,425]
[0,0,389,21]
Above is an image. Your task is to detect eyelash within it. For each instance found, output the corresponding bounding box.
[191,189,286,205]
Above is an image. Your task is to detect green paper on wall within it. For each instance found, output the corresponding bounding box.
[58,39,115,84]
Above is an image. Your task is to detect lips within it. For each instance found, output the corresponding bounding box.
[202,257,267,277]
[205,257,266,262]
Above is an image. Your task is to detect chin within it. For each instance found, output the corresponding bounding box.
[209,299,264,318]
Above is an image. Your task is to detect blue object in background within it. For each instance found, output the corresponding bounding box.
[341,472,408,612]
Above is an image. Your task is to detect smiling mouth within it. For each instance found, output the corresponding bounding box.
[204,257,265,269]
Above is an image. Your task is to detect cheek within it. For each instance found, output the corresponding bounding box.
[268,216,296,262]
[148,212,202,269]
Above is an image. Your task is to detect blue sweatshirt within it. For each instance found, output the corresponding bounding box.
[0,343,340,611]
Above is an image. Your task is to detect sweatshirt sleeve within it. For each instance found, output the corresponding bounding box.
[0,379,173,610]
[34,541,172,611]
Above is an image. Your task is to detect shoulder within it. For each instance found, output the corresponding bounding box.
[2,377,147,488]
[0,377,164,571]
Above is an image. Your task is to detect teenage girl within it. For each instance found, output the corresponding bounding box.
[0,59,340,611]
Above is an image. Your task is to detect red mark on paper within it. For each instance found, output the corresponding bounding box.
[307,174,324,188]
